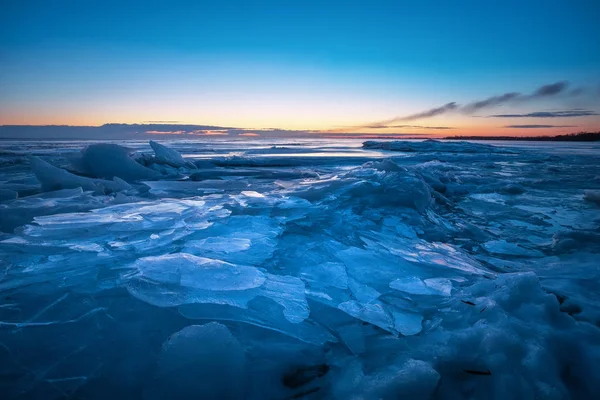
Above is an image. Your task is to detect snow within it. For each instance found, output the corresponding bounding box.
[1,138,600,398]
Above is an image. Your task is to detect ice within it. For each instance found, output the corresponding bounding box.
[334,359,440,399]
[29,155,141,194]
[182,215,281,265]
[363,139,514,154]
[30,156,98,192]
[300,262,349,290]
[584,190,600,205]
[125,253,309,323]
[337,300,422,336]
[150,140,193,168]
[1,138,599,398]
[147,322,246,400]
[77,143,160,181]
[0,188,18,201]
[390,276,452,296]
[131,253,266,291]
[483,239,545,257]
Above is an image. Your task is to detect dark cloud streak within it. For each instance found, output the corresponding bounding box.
[395,102,459,122]
[490,110,598,118]
[531,81,568,97]
[505,124,577,129]
[462,92,520,114]
[365,124,453,130]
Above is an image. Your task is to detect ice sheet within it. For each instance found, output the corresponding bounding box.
[1,138,599,399]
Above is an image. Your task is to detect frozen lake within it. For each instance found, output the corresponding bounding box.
[1,138,599,399]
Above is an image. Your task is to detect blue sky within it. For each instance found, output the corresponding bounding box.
[1,0,599,135]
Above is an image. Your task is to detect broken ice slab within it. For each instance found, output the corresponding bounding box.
[76,143,160,181]
[182,214,281,265]
[338,300,422,336]
[125,253,309,323]
[483,240,545,257]
[390,276,452,296]
[150,140,191,168]
[178,298,337,346]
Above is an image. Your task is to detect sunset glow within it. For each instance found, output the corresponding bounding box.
[1,1,599,138]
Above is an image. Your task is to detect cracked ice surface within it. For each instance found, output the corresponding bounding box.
[1,139,600,399]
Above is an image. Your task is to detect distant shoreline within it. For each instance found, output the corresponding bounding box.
[443,132,600,142]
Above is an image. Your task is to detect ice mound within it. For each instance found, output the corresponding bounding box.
[76,143,160,181]
[30,155,143,195]
[150,140,192,168]
[363,139,512,153]
[147,322,245,400]
[30,155,99,191]
[584,190,600,205]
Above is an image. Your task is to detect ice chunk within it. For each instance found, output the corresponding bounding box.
[30,156,98,192]
[424,277,453,296]
[79,143,160,181]
[150,140,191,168]
[133,253,266,291]
[483,240,545,257]
[348,278,381,303]
[390,276,452,296]
[584,190,600,206]
[499,183,525,195]
[0,188,18,202]
[30,155,140,194]
[363,139,513,154]
[392,311,423,336]
[126,253,309,323]
[147,322,245,400]
[338,300,422,336]
[300,262,348,290]
[179,299,337,346]
[338,301,394,333]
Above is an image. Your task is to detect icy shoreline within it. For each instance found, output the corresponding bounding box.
[1,139,599,399]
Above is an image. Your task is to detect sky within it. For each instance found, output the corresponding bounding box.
[1,0,600,137]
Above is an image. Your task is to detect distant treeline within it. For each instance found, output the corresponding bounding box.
[445,132,600,142]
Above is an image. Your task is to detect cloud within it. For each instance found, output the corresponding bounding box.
[195,129,229,135]
[463,82,571,114]
[238,132,260,137]
[145,130,188,135]
[462,92,520,114]
[343,80,589,131]
[504,124,577,128]
[365,124,453,130]
[569,87,585,96]
[490,110,598,118]
[395,102,459,122]
[531,81,568,97]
